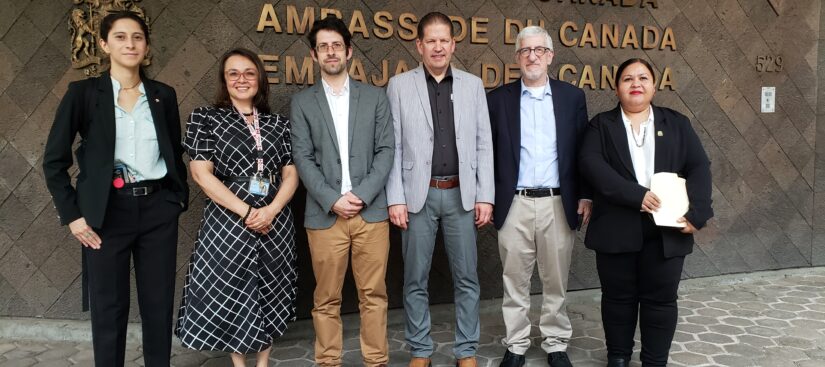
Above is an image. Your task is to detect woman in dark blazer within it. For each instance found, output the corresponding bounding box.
[42,11,188,367]
[579,58,713,367]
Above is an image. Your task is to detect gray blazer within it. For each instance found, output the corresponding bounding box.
[385,66,494,213]
[290,79,395,230]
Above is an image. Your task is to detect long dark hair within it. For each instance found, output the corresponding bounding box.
[214,48,271,114]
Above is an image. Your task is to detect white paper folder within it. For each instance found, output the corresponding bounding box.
[649,172,689,228]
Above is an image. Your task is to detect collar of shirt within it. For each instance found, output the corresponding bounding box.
[620,105,654,129]
[424,65,453,84]
[111,77,147,111]
[520,77,552,100]
[321,75,350,97]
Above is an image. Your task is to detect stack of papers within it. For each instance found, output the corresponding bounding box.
[649,172,689,228]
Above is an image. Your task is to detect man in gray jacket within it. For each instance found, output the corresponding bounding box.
[290,16,394,367]
[385,11,494,367]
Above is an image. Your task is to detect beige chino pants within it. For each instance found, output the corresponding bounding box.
[307,215,390,367]
[498,195,575,354]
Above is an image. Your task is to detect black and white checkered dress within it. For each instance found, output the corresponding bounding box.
[175,106,297,354]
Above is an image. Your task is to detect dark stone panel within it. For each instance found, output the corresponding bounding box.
[0,245,36,292]
[0,13,44,65]
[0,144,31,193]
[10,93,60,166]
[0,191,35,241]
[193,7,245,59]
[14,205,66,269]
[0,0,31,38]
[39,244,79,294]
[22,0,72,37]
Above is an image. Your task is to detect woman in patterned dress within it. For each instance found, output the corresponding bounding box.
[176,47,298,367]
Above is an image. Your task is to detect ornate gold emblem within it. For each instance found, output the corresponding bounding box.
[70,0,150,76]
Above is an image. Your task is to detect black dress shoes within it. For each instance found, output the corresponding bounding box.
[547,351,573,367]
[499,350,525,367]
[606,357,629,367]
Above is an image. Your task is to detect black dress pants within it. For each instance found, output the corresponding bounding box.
[85,188,180,367]
[595,214,685,366]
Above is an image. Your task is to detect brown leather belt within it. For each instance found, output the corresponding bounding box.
[429,176,460,189]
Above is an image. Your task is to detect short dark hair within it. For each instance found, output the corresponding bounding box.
[616,58,656,84]
[100,11,150,44]
[417,12,453,40]
[307,15,352,50]
[214,48,271,114]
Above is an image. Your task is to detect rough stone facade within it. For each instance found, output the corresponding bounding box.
[0,0,821,321]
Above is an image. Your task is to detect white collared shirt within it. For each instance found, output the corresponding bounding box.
[322,76,352,194]
[112,78,167,181]
[621,106,655,188]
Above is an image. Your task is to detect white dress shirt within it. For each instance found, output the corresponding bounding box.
[112,78,167,181]
[322,76,352,194]
[621,106,655,188]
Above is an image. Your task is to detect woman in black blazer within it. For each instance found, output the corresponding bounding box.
[579,58,713,367]
[42,11,188,367]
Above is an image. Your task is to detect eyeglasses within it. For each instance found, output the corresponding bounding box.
[225,70,258,81]
[516,47,552,58]
[315,42,345,53]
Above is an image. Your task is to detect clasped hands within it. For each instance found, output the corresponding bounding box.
[641,191,697,234]
[245,205,281,235]
[332,191,364,219]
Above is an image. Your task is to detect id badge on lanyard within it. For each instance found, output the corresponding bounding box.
[239,107,270,196]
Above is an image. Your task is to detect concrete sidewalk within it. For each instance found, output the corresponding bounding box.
[2,267,825,366]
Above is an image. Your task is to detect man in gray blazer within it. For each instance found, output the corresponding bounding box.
[290,16,394,367]
[385,11,494,367]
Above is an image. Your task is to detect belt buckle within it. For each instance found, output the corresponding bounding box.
[132,187,149,196]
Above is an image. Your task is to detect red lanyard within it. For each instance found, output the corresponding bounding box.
[236,106,264,174]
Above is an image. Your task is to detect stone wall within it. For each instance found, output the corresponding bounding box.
[0,0,821,320]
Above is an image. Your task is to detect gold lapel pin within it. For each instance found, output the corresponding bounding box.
[657,130,663,137]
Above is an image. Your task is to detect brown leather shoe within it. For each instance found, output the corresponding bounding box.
[456,356,478,367]
[409,357,431,367]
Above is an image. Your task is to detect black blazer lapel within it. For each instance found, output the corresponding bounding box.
[96,73,117,166]
[604,105,636,179]
[144,80,175,173]
[652,105,671,174]
[550,80,570,162]
[505,82,521,169]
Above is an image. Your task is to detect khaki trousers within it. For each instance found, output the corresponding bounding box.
[307,215,390,367]
[498,195,575,354]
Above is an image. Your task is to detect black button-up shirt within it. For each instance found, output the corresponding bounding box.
[425,66,459,176]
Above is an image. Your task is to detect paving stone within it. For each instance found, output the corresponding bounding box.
[755,318,791,328]
[67,349,93,364]
[723,343,766,358]
[32,348,76,362]
[169,352,208,367]
[695,307,729,317]
[669,351,710,365]
[720,316,756,327]
[696,332,735,344]
[682,341,724,355]
[737,334,776,348]
[30,361,70,367]
[711,354,757,366]
[0,358,37,367]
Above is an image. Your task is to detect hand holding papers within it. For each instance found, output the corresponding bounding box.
[649,172,689,228]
